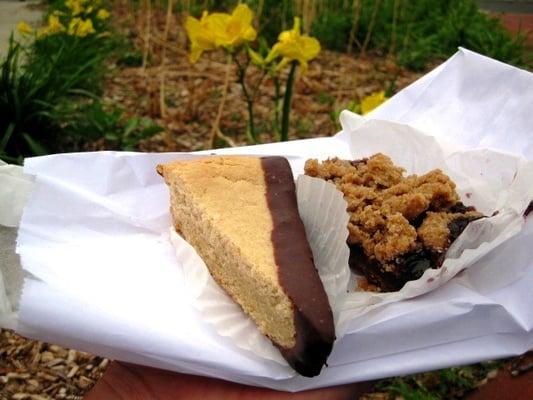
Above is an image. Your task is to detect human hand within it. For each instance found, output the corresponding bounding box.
[85,361,373,400]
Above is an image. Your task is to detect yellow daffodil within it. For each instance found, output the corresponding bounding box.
[68,18,95,37]
[266,18,320,73]
[17,21,33,36]
[65,0,84,16]
[185,11,218,63]
[96,9,110,20]
[48,14,66,33]
[248,48,265,67]
[185,5,256,62]
[206,4,256,48]
[37,15,66,37]
[360,91,387,115]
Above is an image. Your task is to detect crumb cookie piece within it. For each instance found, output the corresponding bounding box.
[305,154,483,292]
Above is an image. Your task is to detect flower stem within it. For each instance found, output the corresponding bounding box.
[236,61,257,144]
[273,76,281,140]
[280,61,297,142]
[245,92,256,143]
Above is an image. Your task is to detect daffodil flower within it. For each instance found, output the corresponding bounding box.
[96,9,110,20]
[266,17,320,74]
[185,4,257,63]
[17,21,33,36]
[48,15,66,33]
[360,91,387,115]
[37,15,66,37]
[65,0,84,16]
[206,4,256,49]
[68,18,95,37]
[185,11,218,63]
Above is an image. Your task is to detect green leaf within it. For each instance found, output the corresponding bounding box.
[139,124,164,138]
[123,119,139,137]
[67,88,101,100]
[0,153,23,164]
[105,133,118,141]
[0,123,15,152]
[22,133,48,156]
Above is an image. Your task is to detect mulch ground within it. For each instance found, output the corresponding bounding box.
[101,2,424,152]
[0,329,108,399]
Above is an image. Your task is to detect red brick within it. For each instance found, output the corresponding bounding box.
[493,12,533,44]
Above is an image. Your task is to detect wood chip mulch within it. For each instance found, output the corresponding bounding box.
[101,3,425,153]
[0,329,107,400]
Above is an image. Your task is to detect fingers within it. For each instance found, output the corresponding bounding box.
[84,361,374,400]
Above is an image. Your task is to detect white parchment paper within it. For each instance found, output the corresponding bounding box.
[337,116,533,325]
[167,121,532,370]
[2,49,533,391]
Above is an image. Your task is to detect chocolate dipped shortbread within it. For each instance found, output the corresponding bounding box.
[157,156,334,377]
[305,153,484,292]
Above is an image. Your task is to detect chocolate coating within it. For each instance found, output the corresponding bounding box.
[261,156,335,377]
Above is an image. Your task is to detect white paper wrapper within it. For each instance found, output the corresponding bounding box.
[0,162,33,329]
[169,174,350,371]
[0,161,34,228]
[2,49,533,391]
[337,116,533,324]
[10,121,531,381]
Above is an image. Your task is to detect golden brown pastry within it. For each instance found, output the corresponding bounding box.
[158,155,334,377]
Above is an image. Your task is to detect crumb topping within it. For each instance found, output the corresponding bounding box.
[305,153,481,263]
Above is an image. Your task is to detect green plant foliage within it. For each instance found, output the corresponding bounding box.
[329,100,359,131]
[117,49,144,67]
[311,10,353,52]
[188,0,527,71]
[309,0,526,70]
[46,99,163,151]
[0,31,113,162]
[0,0,160,163]
[375,360,505,400]
[197,0,526,71]
[81,103,164,151]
